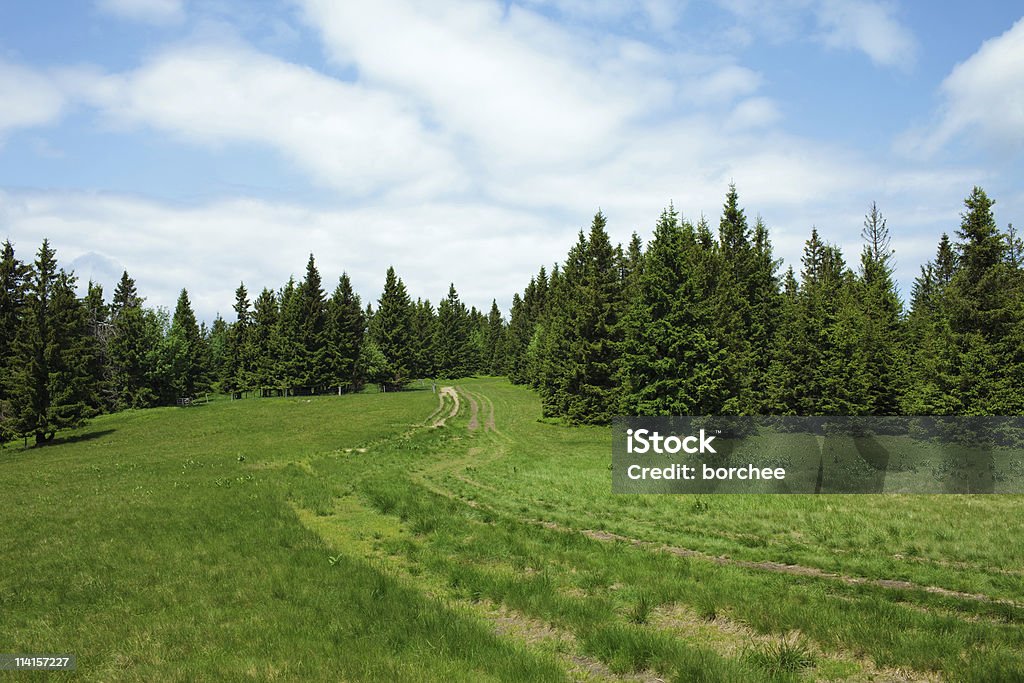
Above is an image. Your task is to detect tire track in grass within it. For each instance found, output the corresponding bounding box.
[459,386,481,431]
[556,527,1024,610]
[430,387,460,427]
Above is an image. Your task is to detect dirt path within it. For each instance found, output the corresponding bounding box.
[429,386,460,427]
[456,386,497,433]
[463,388,480,431]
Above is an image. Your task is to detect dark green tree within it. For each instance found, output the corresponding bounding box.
[6,242,94,444]
[856,202,905,414]
[619,206,725,415]
[326,273,365,392]
[0,241,29,444]
[250,288,279,394]
[436,283,474,378]
[372,267,415,390]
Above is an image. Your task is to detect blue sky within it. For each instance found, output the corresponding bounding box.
[1,0,1022,321]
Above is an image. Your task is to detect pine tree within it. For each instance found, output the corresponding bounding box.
[411,298,437,380]
[326,273,365,392]
[208,315,231,388]
[251,288,279,394]
[485,300,506,375]
[107,271,158,409]
[226,283,252,393]
[716,184,756,414]
[290,255,329,392]
[274,277,301,393]
[83,281,110,411]
[563,211,623,424]
[619,206,726,415]
[0,241,28,444]
[856,202,905,414]
[946,187,1019,413]
[6,242,94,444]
[373,267,415,390]
[436,283,474,378]
[166,288,209,399]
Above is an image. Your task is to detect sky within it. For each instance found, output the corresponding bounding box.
[1,1,1023,322]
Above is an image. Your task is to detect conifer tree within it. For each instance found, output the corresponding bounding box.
[715,184,756,414]
[411,298,437,380]
[106,271,158,409]
[563,211,623,423]
[856,202,905,414]
[372,267,415,390]
[326,273,364,392]
[946,187,1019,413]
[0,241,28,444]
[83,281,110,411]
[6,242,94,444]
[294,255,329,391]
[485,300,506,375]
[275,277,301,392]
[208,315,231,388]
[226,283,253,393]
[619,206,725,415]
[436,283,474,378]
[166,288,209,399]
[250,288,279,394]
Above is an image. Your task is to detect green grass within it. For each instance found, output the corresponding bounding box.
[2,378,1023,681]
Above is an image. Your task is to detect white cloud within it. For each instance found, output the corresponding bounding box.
[0,189,567,321]
[815,0,917,69]
[77,43,465,199]
[298,0,647,169]
[716,0,916,69]
[726,97,782,130]
[917,17,1024,153]
[95,0,185,25]
[0,61,65,136]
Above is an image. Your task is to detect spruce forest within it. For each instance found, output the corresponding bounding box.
[2,185,1022,447]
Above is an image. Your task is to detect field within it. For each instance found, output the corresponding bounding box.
[2,377,1023,681]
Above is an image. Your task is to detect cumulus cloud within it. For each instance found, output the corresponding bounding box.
[815,0,917,69]
[76,42,465,199]
[0,189,569,321]
[716,0,917,69]
[915,17,1024,153]
[0,61,66,136]
[95,0,185,25]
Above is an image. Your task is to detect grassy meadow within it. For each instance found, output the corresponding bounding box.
[2,378,1023,681]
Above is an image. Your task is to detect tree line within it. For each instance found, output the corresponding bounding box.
[1,184,1021,445]
[0,248,504,446]
[503,185,1023,423]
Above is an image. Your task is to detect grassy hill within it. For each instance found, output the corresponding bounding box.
[2,379,1023,681]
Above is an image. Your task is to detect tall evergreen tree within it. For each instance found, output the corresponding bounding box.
[619,206,725,415]
[326,273,365,391]
[411,298,437,380]
[226,283,253,393]
[0,241,28,444]
[436,283,474,378]
[716,184,756,414]
[107,271,158,409]
[251,288,279,394]
[166,288,209,399]
[946,187,1020,413]
[372,267,415,390]
[6,242,94,444]
[856,202,905,414]
[485,300,506,375]
[293,255,329,391]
